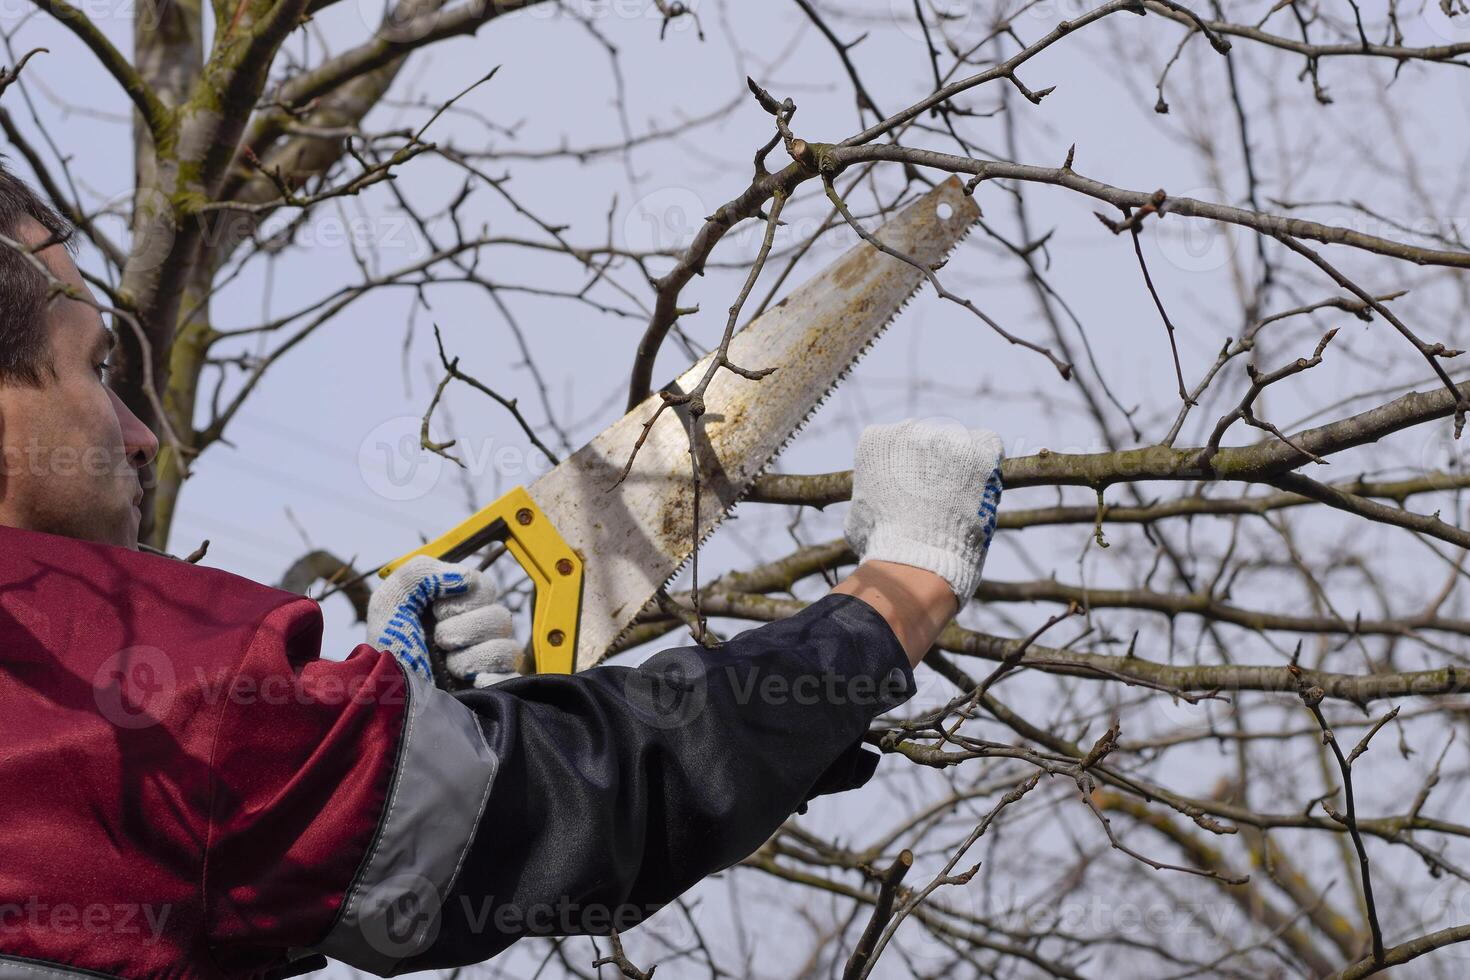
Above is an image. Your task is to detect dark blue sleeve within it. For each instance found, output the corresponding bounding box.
[399,593,915,969]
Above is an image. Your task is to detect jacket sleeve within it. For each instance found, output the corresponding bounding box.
[395,591,916,972]
[218,592,913,976]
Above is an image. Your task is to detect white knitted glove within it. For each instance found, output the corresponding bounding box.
[844,418,1003,605]
[367,555,523,688]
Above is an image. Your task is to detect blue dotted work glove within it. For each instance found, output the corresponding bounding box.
[366,555,522,687]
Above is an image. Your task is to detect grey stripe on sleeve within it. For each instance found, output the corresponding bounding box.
[313,664,497,975]
[0,953,124,980]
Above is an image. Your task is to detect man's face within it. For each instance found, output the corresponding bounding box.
[0,220,159,549]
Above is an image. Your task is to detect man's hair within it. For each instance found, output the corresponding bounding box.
[0,157,75,386]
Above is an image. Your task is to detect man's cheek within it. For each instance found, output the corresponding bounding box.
[77,383,129,476]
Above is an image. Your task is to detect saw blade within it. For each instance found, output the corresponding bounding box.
[526,176,980,669]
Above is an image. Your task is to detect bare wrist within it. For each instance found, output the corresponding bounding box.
[830,560,959,667]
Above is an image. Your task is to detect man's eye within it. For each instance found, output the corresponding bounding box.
[95,360,112,382]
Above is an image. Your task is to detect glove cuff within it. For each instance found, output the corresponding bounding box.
[861,527,984,605]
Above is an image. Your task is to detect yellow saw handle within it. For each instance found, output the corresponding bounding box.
[378,486,583,675]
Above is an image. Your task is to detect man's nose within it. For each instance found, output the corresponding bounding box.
[109,389,160,469]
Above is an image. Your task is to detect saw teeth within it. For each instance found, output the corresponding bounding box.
[604,214,979,656]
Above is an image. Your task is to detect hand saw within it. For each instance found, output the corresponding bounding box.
[380,176,979,675]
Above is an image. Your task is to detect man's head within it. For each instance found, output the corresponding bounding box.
[0,161,158,550]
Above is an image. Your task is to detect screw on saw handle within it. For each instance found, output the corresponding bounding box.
[379,485,584,675]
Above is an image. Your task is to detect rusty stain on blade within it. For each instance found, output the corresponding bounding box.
[526,176,981,670]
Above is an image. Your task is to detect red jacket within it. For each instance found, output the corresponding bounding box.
[0,524,915,979]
